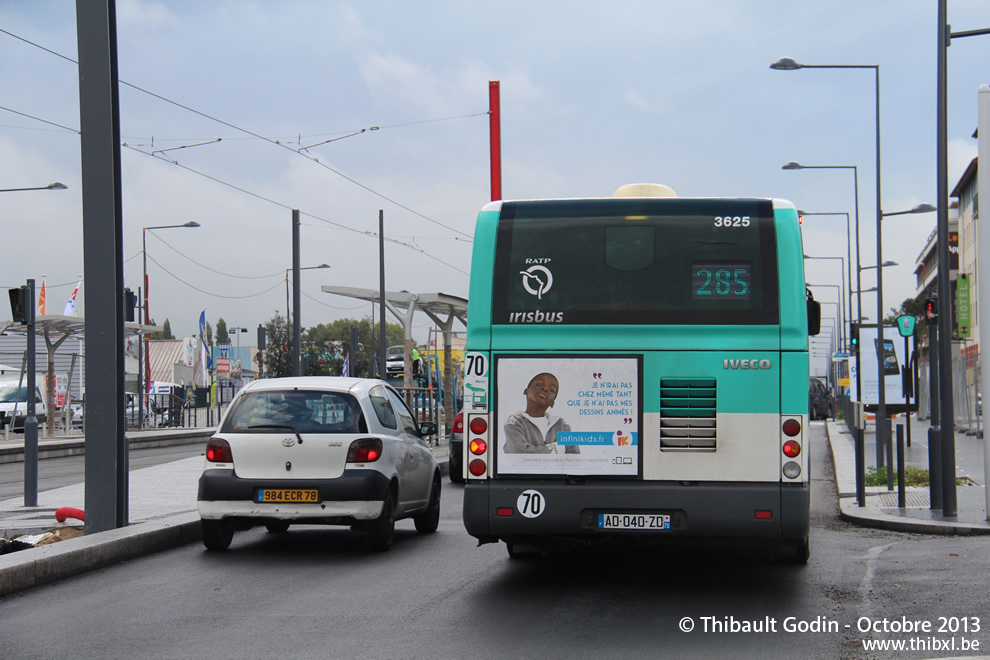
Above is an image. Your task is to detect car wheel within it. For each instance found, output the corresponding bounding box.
[783,537,810,564]
[809,405,818,421]
[414,477,441,534]
[506,542,540,560]
[365,493,395,552]
[265,521,290,534]
[201,519,233,551]
[449,458,464,484]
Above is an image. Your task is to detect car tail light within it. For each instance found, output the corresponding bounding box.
[347,437,383,463]
[783,440,801,458]
[452,412,464,434]
[469,459,487,476]
[782,418,801,437]
[206,437,232,463]
[469,439,487,455]
[469,417,488,435]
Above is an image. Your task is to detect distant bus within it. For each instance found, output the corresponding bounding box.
[460,184,820,562]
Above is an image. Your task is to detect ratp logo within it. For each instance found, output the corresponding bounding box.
[519,265,553,299]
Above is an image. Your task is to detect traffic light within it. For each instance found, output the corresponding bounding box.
[924,297,938,325]
[8,286,28,323]
[123,287,136,322]
[849,322,859,353]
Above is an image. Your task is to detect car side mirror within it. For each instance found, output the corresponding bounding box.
[419,421,437,437]
[806,289,821,336]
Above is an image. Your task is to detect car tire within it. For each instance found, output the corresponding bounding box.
[414,477,441,534]
[265,521,290,534]
[365,493,395,552]
[449,458,464,484]
[201,519,233,551]
[783,536,810,564]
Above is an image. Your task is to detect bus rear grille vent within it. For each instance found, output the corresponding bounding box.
[660,378,716,451]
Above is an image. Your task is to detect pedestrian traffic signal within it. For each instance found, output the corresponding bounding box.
[924,297,938,325]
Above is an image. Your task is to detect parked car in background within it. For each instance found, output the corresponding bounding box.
[448,409,464,483]
[809,377,833,420]
[0,381,48,431]
[197,377,441,552]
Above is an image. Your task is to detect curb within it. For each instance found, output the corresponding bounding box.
[0,511,201,598]
[837,499,990,536]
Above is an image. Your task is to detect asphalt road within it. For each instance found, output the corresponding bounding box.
[0,444,205,501]
[2,423,989,659]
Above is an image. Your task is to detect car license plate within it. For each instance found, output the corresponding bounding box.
[597,513,671,530]
[256,489,319,503]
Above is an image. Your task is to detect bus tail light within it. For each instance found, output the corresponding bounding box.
[782,418,801,437]
[782,440,801,458]
[466,412,491,479]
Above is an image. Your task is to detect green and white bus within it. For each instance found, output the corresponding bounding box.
[460,184,820,562]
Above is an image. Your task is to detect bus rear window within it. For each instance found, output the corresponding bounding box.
[492,199,779,325]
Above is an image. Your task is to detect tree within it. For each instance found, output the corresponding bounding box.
[302,318,404,378]
[215,318,229,345]
[148,318,175,340]
[262,312,293,378]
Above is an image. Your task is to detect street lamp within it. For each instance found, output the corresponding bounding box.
[860,260,899,271]
[141,221,200,428]
[774,57,882,507]
[228,326,248,363]
[0,181,68,193]
[804,254,847,348]
[285,263,330,376]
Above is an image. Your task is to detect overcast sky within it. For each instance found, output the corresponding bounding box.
[2,1,989,348]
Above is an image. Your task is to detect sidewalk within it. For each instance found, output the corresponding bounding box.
[0,428,448,597]
[827,414,990,535]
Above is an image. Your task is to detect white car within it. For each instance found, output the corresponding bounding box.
[197,377,441,552]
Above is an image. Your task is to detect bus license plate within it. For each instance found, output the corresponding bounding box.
[598,513,671,530]
[256,489,319,503]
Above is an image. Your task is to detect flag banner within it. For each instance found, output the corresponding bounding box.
[63,280,81,316]
[199,311,210,386]
[39,279,46,316]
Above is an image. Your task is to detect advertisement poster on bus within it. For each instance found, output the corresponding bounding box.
[855,325,903,405]
[496,356,639,476]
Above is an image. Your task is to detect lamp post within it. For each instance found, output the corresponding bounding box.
[773,56,884,500]
[804,254,847,349]
[228,326,248,365]
[0,182,68,193]
[141,221,200,428]
[285,263,330,376]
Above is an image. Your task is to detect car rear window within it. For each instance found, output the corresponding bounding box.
[221,390,366,434]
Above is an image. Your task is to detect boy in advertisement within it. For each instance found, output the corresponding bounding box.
[503,372,579,454]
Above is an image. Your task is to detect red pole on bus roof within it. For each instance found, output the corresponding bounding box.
[489,80,501,201]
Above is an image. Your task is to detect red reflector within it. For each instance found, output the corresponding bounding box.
[755,510,773,519]
[452,412,464,434]
[469,438,487,455]
[497,508,514,516]
[469,417,488,435]
[782,418,801,437]
[469,458,487,476]
[783,440,801,458]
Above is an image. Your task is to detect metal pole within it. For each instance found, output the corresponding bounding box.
[292,209,301,377]
[137,285,143,430]
[872,65,889,483]
[23,281,38,507]
[936,0,958,516]
[379,210,387,380]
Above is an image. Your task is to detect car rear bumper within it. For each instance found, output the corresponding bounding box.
[197,468,391,521]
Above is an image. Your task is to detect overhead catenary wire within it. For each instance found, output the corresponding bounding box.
[0,27,476,240]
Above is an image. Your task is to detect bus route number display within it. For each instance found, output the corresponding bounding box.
[692,263,751,300]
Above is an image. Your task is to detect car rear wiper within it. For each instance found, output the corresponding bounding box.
[248,424,304,444]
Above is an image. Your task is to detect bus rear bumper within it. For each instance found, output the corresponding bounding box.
[463,479,809,547]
